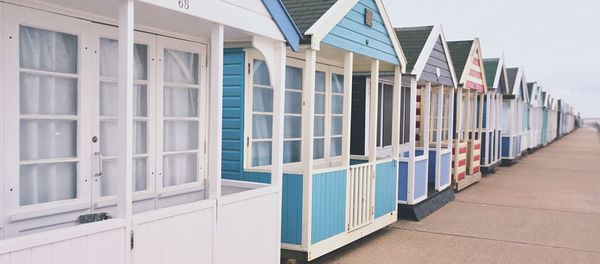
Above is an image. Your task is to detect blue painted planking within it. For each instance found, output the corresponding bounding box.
[502,136,511,157]
[440,152,451,187]
[375,161,397,218]
[282,173,303,245]
[414,159,428,201]
[222,49,245,181]
[242,171,271,184]
[321,0,400,65]
[427,150,437,183]
[397,161,408,201]
[481,132,487,163]
[311,170,347,244]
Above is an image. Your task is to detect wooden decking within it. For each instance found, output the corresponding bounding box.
[313,128,600,263]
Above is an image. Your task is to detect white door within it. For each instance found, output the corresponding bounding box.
[2,5,93,238]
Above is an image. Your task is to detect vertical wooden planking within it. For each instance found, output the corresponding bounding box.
[51,240,70,264]
[9,249,31,264]
[31,244,52,264]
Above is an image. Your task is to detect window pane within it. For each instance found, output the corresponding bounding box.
[134,157,148,192]
[20,120,77,160]
[100,81,118,116]
[252,141,272,166]
[253,60,271,86]
[284,116,301,139]
[20,26,77,74]
[20,162,77,205]
[332,73,344,93]
[285,91,302,114]
[134,85,148,117]
[164,86,198,117]
[100,120,117,156]
[330,137,342,156]
[253,87,273,112]
[163,121,199,151]
[383,84,393,146]
[283,140,301,163]
[100,158,118,196]
[314,94,325,114]
[332,95,343,114]
[313,138,324,159]
[314,116,324,137]
[99,38,148,80]
[331,116,343,136]
[285,66,302,90]
[134,121,148,154]
[164,49,199,84]
[163,153,198,187]
[20,73,77,115]
[252,114,273,139]
[315,71,325,92]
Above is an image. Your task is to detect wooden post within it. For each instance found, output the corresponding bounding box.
[117,0,133,262]
[208,24,224,199]
[454,87,463,180]
[407,75,417,203]
[271,43,286,261]
[478,93,484,142]
[368,60,379,163]
[301,49,316,248]
[342,52,353,166]
[435,85,444,190]
[391,66,402,158]
[447,86,455,181]
[422,82,431,194]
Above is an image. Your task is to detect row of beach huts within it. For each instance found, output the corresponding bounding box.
[0,0,581,263]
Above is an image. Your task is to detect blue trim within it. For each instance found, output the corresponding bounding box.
[311,170,347,244]
[440,152,451,187]
[222,49,246,181]
[414,159,428,201]
[375,161,397,217]
[282,173,303,245]
[398,161,408,201]
[261,0,302,52]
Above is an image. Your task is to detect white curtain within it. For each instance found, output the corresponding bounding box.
[19,26,78,206]
[283,66,302,163]
[162,49,199,187]
[99,38,148,195]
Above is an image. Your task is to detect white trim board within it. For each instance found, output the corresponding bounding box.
[410,25,458,87]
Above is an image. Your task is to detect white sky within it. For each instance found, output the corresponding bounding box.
[382,0,600,118]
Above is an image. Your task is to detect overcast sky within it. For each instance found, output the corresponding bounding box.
[382,0,600,118]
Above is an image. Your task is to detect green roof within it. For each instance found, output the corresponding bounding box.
[281,0,337,41]
[506,68,519,94]
[483,58,499,88]
[394,26,434,73]
[447,40,473,81]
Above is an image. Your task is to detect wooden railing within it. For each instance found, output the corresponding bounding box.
[347,162,375,231]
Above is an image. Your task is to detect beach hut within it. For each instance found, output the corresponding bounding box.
[540,91,549,145]
[527,82,544,151]
[385,25,457,219]
[547,96,558,143]
[447,39,488,191]
[0,0,301,263]
[481,57,509,173]
[225,0,406,261]
[501,67,527,164]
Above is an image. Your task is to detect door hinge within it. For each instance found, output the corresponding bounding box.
[204,141,207,154]
[130,230,135,250]
[246,136,250,147]
[248,63,251,75]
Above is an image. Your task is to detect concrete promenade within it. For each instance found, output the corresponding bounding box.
[315,128,600,263]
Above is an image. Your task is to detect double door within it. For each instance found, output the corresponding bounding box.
[1,4,208,238]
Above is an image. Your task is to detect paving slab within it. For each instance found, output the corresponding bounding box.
[311,128,600,263]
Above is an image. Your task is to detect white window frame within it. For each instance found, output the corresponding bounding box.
[329,68,344,159]
[90,23,158,208]
[156,36,208,195]
[375,79,394,158]
[0,3,5,237]
[283,59,304,164]
[244,51,274,169]
[2,5,93,225]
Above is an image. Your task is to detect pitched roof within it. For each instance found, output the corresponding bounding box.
[262,0,303,51]
[483,58,499,88]
[394,26,434,72]
[446,40,474,80]
[506,68,519,94]
[281,0,337,38]
[527,82,534,103]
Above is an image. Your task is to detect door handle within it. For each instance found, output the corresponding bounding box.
[94,152,103,177]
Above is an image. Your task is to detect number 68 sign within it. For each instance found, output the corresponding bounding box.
[178,0,189,9]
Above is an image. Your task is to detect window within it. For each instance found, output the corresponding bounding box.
[284,66,302,163]
[330,73,344,157]
[97,37,150,195]
[313,71,326,159]
[18,25,79,206]
[399,86,412,145]
[376,82,393,150]
[250,59,273,167]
